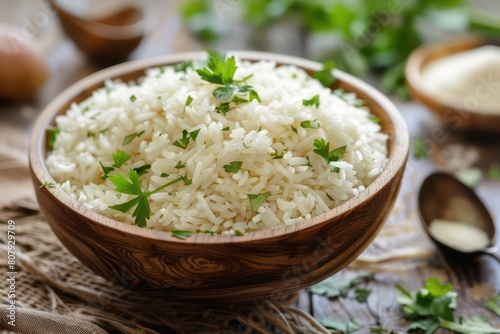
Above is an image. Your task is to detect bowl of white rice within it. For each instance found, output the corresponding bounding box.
[30,51,409,302]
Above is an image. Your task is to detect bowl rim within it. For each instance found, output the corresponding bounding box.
[30,50,409,244]
[405,34,500,130]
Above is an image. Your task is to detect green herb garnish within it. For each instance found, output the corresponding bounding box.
[130,95,137,102]
[185,95,193,107]
[222,126,230,131]
[108,169,185,227]
[303,95,320,108]
[160,173,169,177]
[203,230,215,235]
[300,119,320,129]
[87,131,95,138]
[312,61,336,88]
[291,125,298,134]
[313,138,346,166]
[485,294,500,316]
[175,161,185,169]
[46,125,59,149]
[441,316,500,334]
[171,230,193,240]
[413,137,428,159]
[223,161,242,173]
[369,327,388,333]
[271,149,286,159]
[249,89,261,102]
[320,318,362,333]
[181,175,192,185]
[215,102,231,115]
[174,61,193,73]
[39,182,56,189]
[354,288,370,303]
[100,161,115,180]
[234,230,244,236]
[122,130,145,146]
[173,130,191,149]
[112,151,132,168]
[133,164,151,177]
[310,273,374,298]
[369,116,381,124]
[189,128,201,140]
[248,191,271,213]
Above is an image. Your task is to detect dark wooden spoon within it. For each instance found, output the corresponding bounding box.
[418,172,499,261]
[50,0,145,64]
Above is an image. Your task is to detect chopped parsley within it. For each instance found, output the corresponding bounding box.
[87,131,95,138]
[369,116,381,124]
[215,102,231,115]
[175,161,185,169]
[354,288,371,303]
[181,175,192,185]
[172,129,191,149]
[39,182,56,189]
[248,191,271,213]
[108,169,186,227]
[171,230,193,240]
[222,126,230,132]
[100,161,115,180]
[303,95,320,108]
[223,161,242,173]
[249,90,261,102]
[310,273,374,298]
[232,95,248,103]
[291,125,298,134]
[160,173,169,177]
[312,61,336,87]
[174,60,193,73]
[320,318,362,333]
[413,137,428,159]
[122,130,145,146]
[46,125,59,149]
[203,230,215,235]
[271,149,286,159]
[369,327,388,333]
[130,94,137,102]
[189,128,201,140]
[112,151,132,168]
[234,230,244,236]
[185,95,193,107]
[133,164,151,177]
[313,138,347,166]
[300,119,320,129]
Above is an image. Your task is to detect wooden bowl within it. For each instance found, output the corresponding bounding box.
[29,51,409,302]
[406,35,500,132]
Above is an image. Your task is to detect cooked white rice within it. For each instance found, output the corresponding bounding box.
[46,56,388,234]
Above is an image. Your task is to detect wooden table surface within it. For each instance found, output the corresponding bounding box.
[1,1,499,333]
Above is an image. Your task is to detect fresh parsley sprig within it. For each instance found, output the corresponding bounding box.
[313,138,347,166]
[108,169,185,227]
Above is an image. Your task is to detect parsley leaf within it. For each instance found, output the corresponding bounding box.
[87,131,95,138]
[189,128,201,140]
[46,125,59,150]
[312,61,337,87]
[320,318,362,333]
[396,278,458,332]
[271,149,286,159]
[248,191,271,213]
[174,60,193,73]
[214,84,238,102]
[291,126,298,133]
[196,54,237,85]
[441,316,500,334]
[112,151,132,168]
[173,129,191,149]
[130,95,137,102]
[171,230,193,240]
[300,119,320,129]
[369,116,381,124]
[223,161,242,173]
[108,169,184,227]
[122,130,145,146]
[249,89,261,102]
[175,161,185,169]
[215,102,231,115]
[303,94,320,108]
[100,161,115,180]
[222,126,230,131]
[234,230,244,236]
[413,137,428,159]
[310,273,374,298]
[369,327,388,333]
[160,173,169,177]
[313,138,347,165]
[354,288,370,303]
[133,164,151,177]
[486,294,500,316]
[185,95,193,107]
[39,182,56,189]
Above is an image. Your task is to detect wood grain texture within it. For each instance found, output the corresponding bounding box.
[29,51,409,302]
[405,34,500,132]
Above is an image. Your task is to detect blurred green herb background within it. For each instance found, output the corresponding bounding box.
[180,0,499,99]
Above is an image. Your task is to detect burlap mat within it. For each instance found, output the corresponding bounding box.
[0,134,432,334]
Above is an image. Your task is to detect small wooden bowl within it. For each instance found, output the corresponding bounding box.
[406,35,500,132]
[29,51,409,302]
